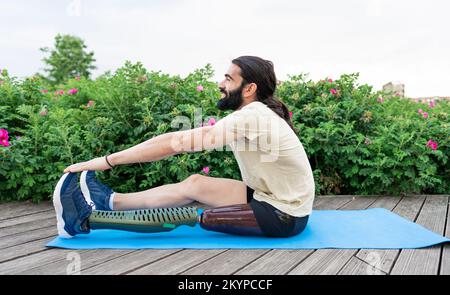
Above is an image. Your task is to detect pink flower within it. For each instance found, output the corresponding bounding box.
[207,118,216,126]
[196,85,204,92]
[41,89,49,94]
[418,108,423,114]
[0,129,9,139]
[429,100,435,108]
[55,90,65,95]
[202,166,210,174]
[377,97,384,103]
[330,88,337,95]
[0,129,9,147]
[422,112,429,119]
[426,140,438,151]
[0,139,9,147]
[87,100,95,108]
[289,111,293,118]
[68,88,78,95]
[75,76,81,81]
[39,109,48,116]
[327,78,333,83]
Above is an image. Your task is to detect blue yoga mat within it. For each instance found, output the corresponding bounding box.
[46,208,450,250]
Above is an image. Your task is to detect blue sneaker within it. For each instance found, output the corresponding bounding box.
[80,171,115,211]
[53,173,92,238]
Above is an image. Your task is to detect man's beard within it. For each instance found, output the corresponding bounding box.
[216,84,245,111]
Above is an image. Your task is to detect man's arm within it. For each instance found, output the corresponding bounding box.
[108,123,240,166]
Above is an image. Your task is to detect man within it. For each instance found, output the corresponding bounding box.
[54,56,315,239]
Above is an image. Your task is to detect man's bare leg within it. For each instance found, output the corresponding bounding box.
[113,174,247,210]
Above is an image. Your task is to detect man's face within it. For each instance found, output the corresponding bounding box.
[217,64,247,111]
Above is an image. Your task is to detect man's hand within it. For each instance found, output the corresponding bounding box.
[63,157,112,173]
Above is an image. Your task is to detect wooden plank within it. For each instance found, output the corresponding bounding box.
[0,217,56,238]
[355,196,426,274]
[181,250,268,275]
[0,249,81,274]
[355,249,399,274]
[338,256,386,275]
[82,250,182,275]
[313,196,354,210]
[391,196,448,275]
[0,201,53,221]
[0,202,26,211]
[0,210,55,228]
[235,250,314,275]
[19,250,135,275]
[368,196,402,211]
[288,249,356,275]
[339,196,379,210]
[0,226,56,249]
[0,236,54,263]
[390,195,428,221]
[288,196,395,275]
[440,195,450,275]
[127,250,226,275]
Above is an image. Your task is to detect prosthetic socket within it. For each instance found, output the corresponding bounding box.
[88,204,264,236]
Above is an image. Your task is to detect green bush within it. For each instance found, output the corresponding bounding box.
[0,62,239,202]
[0,63,448,202]
[278,74,449,195]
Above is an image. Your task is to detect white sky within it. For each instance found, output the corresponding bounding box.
[1,0,449,97]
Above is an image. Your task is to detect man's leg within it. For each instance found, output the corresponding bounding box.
[89,173,265,236]
[54,172,265,238]
[113,174,248,210]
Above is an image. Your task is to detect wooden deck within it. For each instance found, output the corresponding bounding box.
[0,195,449,275]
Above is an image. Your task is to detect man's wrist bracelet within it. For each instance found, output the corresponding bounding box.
[105,155,115,168]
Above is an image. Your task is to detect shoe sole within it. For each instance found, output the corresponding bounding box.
[52,173,74,239]
[80,171,96,210]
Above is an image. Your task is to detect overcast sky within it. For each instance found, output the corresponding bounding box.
[1,0,449,97]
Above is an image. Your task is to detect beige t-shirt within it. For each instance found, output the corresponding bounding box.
[214,101,315,217]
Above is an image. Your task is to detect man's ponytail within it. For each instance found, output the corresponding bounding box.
[260,96,297,135]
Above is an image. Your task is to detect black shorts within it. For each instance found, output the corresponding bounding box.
[246,186,309,238]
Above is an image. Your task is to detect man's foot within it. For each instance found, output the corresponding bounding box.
[53,173,92,238]
[80,171,115,211]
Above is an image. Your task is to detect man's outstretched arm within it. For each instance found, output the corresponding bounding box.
[110,122,239,164]
[63,123,239,173]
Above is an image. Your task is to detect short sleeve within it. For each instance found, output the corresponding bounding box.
[214,108,266,142]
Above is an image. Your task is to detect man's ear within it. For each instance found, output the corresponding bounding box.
[244,83,258,98]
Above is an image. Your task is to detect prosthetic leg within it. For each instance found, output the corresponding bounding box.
[199,204,264,236]
[88,207,198,233]
[87,204,264,236]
